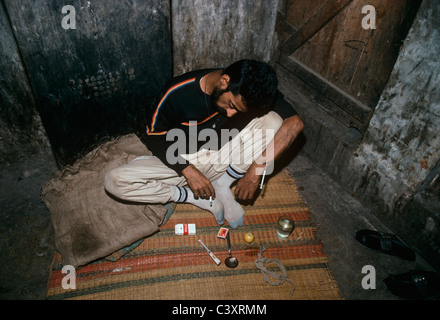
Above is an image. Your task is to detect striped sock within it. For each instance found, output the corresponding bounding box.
[171,186,188,203]
[170,185,224,224]
[225,164,246,180]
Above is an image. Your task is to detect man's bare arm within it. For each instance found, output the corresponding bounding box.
[234,114,304,200]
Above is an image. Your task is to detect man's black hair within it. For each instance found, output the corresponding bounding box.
[222,59,278,110]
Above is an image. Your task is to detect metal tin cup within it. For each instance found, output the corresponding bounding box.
[276,215,295,239]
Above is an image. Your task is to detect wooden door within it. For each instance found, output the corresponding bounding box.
[276,0,421,132]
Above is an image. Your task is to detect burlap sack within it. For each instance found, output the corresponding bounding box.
[41,134,166,268]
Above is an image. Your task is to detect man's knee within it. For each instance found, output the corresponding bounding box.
[104,167,123,198]
[261,111,283,132]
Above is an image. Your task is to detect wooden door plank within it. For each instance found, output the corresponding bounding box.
[280,0,353,56]
[279,55,372,126]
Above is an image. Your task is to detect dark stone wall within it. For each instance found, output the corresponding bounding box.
[3,0,172,165]
[0,1,50,164]
[1,0,281,165]
[171,0,280,75]
[346,0,440,265]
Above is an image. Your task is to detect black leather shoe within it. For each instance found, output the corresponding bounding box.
[355,229,416,261]
[384,270,440,299]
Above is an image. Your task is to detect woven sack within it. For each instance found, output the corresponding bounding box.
[41,134,166,267]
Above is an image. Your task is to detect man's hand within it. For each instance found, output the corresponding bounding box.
[234,162,265,201]
[182,164,215,199]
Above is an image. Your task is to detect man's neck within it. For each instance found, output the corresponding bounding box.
[200,70,223,95]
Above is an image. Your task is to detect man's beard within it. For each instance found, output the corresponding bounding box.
[210,86,228,117]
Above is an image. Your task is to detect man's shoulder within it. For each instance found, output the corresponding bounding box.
[167,68,220,87]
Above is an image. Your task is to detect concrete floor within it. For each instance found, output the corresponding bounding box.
[0,148,437,300]
[286,155,437,300]
[0,151,57,300]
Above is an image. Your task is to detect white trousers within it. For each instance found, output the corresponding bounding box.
[104,111,283,204]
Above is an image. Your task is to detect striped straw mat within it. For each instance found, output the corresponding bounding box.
[46,169,342,300]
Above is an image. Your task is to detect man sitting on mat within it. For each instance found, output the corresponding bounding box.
[104,59,304,228]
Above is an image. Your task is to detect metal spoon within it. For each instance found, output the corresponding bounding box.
[225,231,238,268]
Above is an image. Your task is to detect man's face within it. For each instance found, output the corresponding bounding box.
[211,86,247,118]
